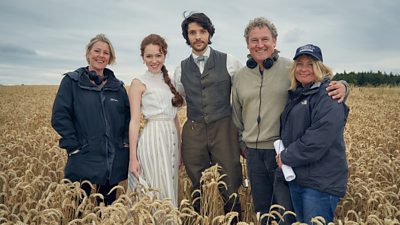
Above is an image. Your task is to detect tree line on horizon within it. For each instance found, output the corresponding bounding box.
[2,71,399,87]
[332,71,400,86]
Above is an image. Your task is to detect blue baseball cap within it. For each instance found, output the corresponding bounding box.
[293,44,323,62]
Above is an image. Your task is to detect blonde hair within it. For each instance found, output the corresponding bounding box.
[85,33,116,65]
[289,56,333,91]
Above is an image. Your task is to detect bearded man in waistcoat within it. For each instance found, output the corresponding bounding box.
[173,12,243,218]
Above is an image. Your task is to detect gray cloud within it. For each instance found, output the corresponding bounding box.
[0,0,399,85]
[0,44,37,57]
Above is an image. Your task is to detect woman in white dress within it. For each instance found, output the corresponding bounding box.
[128,34,184,206]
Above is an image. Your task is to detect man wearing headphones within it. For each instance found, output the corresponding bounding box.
[231,17,348,224]
[173,12,243,218]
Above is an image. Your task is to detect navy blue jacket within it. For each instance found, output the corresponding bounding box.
[51,67,130,185]
[280,79,349,197]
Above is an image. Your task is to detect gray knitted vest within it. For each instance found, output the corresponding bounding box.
[181,48,232,123]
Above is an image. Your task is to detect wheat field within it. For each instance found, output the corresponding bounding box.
[0,85,399,225]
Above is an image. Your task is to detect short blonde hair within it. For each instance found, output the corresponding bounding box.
[289,56,333,91]
[85,33,116,65]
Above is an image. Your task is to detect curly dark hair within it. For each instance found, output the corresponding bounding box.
[181,11,215,46]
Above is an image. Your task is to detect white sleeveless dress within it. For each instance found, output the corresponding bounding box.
[128,71,179,207]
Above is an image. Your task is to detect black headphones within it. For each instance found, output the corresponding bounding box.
[246,50,280,69]
[88,70,108,85]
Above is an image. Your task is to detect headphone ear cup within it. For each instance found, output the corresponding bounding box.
[89,71,102,85]
[89,71,96,80]
[263,58,274,69]
[246,57,258,69]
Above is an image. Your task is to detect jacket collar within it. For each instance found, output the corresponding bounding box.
[302,81,322,95]
[291,78,329,97]
[73,67,123,91]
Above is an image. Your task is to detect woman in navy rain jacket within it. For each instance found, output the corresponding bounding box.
[276,44,349,224]
[51,34,130,205]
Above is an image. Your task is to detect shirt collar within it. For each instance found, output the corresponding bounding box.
[192,46,210,59]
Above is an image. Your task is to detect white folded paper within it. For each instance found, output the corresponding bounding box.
[274,139,296,182]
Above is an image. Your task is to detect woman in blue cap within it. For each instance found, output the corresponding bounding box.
[276,44,350,224]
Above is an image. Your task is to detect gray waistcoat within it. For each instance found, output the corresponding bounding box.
[181,48,232,124]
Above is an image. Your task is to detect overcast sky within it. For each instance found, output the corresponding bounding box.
[1,0,399,85]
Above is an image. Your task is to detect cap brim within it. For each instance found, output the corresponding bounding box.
[293,52,322,61]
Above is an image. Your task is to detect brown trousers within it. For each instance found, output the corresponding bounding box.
[182,116,243,203]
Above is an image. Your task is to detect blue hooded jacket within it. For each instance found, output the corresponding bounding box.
[280,79,349,197]
[51,67,130,185]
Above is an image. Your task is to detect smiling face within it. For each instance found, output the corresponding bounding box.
[246,26,276,69]
[143,44,165,73]
[187,22,210,55]
[294,55,317,86]
[87,41,110,75]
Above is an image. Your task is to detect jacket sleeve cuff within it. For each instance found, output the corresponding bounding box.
[59,138,80,153]
[339,80,350,102]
